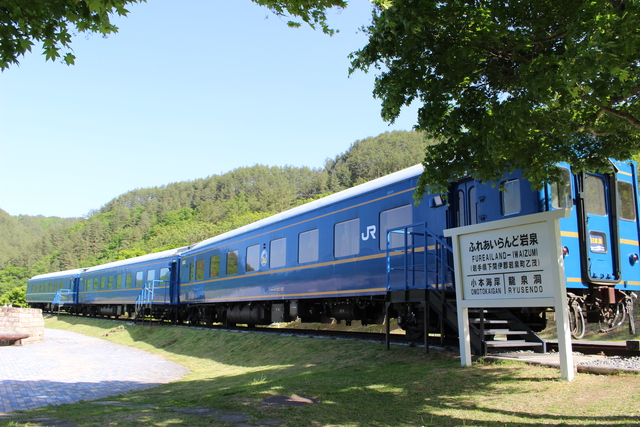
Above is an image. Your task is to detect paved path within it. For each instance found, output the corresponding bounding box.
[0,329,189,413]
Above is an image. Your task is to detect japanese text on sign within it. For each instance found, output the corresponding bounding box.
[459,224,554,300]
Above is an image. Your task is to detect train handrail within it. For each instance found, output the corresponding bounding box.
[386,222,454,291]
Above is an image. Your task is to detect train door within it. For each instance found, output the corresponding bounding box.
[452,180,478,228]
[615,165,640,284]
[577,171,620,283]
[169,260,180,305]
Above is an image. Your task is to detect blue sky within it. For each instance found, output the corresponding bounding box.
[0,0,417,218]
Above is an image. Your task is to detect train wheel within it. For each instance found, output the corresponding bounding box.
[569,301,586,339]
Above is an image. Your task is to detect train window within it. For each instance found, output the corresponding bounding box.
[335,218,360,257]
[380,205,413,250]
[100,277,106,290]
[456,190,465,226]
[136,271,144,288]
[502,180,521,216]
[227,250,239,275]
[270,238,286,268]
[108,276,114,289]
[246,245,260,272]
[147,269,156,287]
[584,175,606,216]
[468,186,478,225]
[298,229,319,264]
[126,273,133,288]
[196,259,205,280]
[160,267,170,283]
[116,275,123,289]
[618,181,637,221]
[209,255,220,278]
[189,262,194,281]
[551,167,572,209]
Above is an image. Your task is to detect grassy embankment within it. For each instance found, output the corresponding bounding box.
[3,316,640,427]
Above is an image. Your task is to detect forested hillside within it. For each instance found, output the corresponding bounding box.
[0,131,430,303]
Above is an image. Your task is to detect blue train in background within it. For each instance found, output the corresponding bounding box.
[27,161,640,349]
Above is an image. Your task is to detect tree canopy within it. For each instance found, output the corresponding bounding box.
[350,0,640,196]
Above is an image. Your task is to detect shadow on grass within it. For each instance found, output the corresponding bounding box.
[30,316,640,427]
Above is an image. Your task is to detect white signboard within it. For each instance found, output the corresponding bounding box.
[459,219,555,301]
[444,209,574,381]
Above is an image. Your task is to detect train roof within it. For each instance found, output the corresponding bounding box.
[82,247,188,274]
[29,268,86,281]
[185,164,424,254]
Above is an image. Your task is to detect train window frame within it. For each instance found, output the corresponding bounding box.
[334,218,360,258]
[617,180,637,221]
[468,186,478,225]
[380,205,413,250]
[116,274,123,289]
[298,229,319,264]
[147,269,156,287]
[100,277,106,290]
[551,167,572,209]
[108,276,114,289]
[501,179,521,216]
[209,254,220,278]
[160,267,170,283]
[135,271,144,288]
[189,262,194,281]
[195,259,205,280]
[246,244,261,272]
[227,250,239,275]
[126,273,133,288]
[270,238,286,268]
[584,175,607,216]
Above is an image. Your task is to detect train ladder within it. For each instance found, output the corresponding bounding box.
[53,289,74,315]
[135,281,156,325]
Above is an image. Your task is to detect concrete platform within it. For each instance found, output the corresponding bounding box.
[0,329,189,413]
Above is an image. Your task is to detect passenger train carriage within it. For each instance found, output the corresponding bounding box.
[27,161,640,348]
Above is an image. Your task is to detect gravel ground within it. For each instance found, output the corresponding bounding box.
[578,355,640,370]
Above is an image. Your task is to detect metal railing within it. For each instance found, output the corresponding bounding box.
[53,289,75,314]
[386,222,454,292]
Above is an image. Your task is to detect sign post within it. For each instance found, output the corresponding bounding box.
[444,209,574,381]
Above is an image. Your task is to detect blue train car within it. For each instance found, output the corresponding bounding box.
[177,165,445,327]
[546,160,640,337]
[26,268,84,312]
[76,248,185,318]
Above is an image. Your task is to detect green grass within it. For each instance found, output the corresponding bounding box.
[2,316,639,426]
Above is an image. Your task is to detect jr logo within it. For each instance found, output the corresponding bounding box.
[362,225,377,241]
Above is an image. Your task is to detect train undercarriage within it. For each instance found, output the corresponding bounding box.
[34,288,637,346]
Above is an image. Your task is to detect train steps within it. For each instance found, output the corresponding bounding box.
[469,308,546,354]
[384,222,545,356]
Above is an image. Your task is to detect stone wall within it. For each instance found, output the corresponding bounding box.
[0,307,45,344]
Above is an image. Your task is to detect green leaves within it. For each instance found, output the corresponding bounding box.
[252,0,347,35]
[0,0,145,70]
[352,0,640,193]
